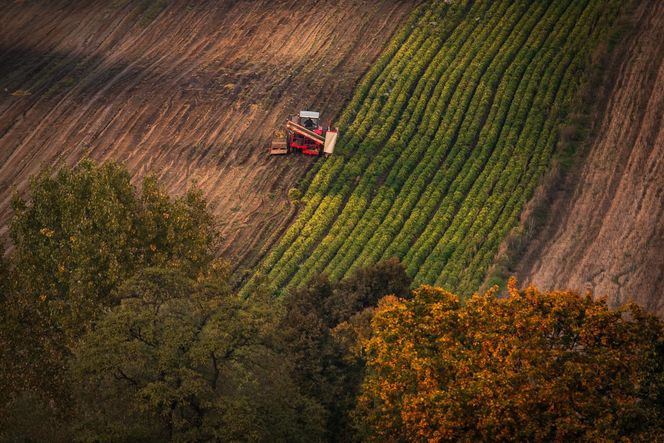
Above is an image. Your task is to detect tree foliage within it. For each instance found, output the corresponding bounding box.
[1,161,324,442]
[3,161,216,400]
[357,278,664,442]
[281,258,410,441]
[2,160,218,410]
[72,267,323,442]
[9,160,216,326]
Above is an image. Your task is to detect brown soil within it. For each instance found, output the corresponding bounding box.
[0,0,416,269]
[517,1,664,315]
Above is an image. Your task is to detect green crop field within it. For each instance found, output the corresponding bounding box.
[245,0,621,295]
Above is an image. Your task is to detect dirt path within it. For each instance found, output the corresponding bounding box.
[0,0,416,269]
[517,0,664,315]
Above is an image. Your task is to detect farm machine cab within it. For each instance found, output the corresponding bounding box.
[270,111,338,156]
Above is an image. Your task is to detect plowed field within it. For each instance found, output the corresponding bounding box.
[0,0,416,268]
[517,0,664,315]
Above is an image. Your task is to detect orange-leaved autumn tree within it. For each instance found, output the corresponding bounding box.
[356,279,664,442]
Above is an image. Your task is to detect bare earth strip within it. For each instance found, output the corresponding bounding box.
[517,1,664,315]
[0,0,416,269]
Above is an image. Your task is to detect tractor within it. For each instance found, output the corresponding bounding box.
[269,111,338,156]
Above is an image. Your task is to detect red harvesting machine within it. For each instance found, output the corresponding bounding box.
[270,111,338,156]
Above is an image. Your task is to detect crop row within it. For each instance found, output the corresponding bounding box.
[338,0,559,281]
[432,0,621,294]
[409,0,587,284]
[290,0,513,286]
[306,0,564,285]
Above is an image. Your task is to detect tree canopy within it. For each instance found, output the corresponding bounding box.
[281,258,411,442]
[2,160,218,400]
[357,278,664,442]
[72,267,323,442]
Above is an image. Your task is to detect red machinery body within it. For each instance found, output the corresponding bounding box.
[289,127,325,155]
[270,111,338,156]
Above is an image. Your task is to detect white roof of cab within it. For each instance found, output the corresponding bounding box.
[300,110,320,119]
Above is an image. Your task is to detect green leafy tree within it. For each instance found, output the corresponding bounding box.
[4,160,217,400]
[357,279,664,442]
[71,267,324,442]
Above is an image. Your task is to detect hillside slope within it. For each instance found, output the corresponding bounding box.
[245,0,622,295]
[0,0,416,267]
[517,0,664,315]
